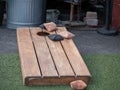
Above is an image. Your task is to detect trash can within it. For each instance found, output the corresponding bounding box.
[6,0,46,29]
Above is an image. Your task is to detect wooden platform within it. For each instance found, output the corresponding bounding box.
[17,27,91,86]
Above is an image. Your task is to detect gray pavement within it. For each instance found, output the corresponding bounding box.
[0,26,120,55]
[0,26,18,54]
[71,29,120,55]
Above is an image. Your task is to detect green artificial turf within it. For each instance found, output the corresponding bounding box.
[0,54,120,90]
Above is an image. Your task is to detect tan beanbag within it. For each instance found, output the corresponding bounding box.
[58,31,75,39]
[43,22,57,32]
[70,80,87,90]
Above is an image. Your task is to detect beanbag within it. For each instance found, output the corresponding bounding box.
[48,34,64,41]
[43,22,57,32]
[58,31,75,39]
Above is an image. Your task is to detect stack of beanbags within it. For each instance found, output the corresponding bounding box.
[40,22,75,41]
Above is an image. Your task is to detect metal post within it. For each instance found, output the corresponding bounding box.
[97,0,117,35]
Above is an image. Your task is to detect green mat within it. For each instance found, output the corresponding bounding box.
[0,54,120,90]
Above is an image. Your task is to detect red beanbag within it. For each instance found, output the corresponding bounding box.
[58,31,75,39]
[70,80,87,90]
[43,22,57,32]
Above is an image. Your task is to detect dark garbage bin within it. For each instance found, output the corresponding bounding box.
[0,0,5,26]
[6,0,46,29]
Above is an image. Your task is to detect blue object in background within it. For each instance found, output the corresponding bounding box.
[6,0,46,29]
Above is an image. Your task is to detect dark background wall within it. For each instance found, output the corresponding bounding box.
[46,0,105,25]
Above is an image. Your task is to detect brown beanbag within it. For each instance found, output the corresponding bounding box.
[58,31,75,39]
[70,80,87,90]
[43,22,57,32]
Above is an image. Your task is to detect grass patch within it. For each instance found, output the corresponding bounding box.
[0,54,120,90]
[83,54,120,90]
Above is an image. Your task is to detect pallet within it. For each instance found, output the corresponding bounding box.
[17,27,91,85]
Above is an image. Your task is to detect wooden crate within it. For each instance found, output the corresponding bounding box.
[17,27,91,85]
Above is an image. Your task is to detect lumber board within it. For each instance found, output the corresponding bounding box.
[17,28,41,84]
[45,29,75,77]
[26,76,90,85]
[57,27,91,76]
[17,28,32,42]
[30,27,58,77]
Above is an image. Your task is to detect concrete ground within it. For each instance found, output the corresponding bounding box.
[0,26,17,54]
[0,26,120,55]
[71,29,120,55]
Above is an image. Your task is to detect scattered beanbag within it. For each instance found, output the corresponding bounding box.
[58,31,75,39]
[43,22,57,32]
[70,80,87,90]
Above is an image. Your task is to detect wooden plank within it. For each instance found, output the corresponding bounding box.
[30,27,58,77]
[45,29,75,77]
[17,28,41,85]
[27,76,90,85]
[57,27,91,76]
[17,28,32,42]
